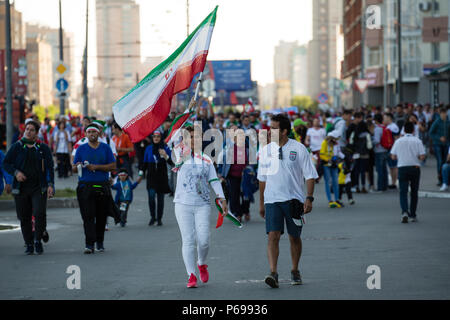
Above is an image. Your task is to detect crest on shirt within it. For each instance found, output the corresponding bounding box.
[289,151,297,161]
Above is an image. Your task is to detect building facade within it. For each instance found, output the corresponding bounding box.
[26,24,76,107]
[343,0,449,108]
[96,0,141,117]
[26,36,53,107]
[308,0,344,101]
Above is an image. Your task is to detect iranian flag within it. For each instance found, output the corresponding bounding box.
[113,6,218,143]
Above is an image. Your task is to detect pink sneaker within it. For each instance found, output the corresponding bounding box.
[187,273,197,288]
[198,264,209,283]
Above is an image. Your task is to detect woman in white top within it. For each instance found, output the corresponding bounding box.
[54,121,72,178]
[173,125,228,288]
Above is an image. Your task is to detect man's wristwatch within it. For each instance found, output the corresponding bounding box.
[306,196,314,203]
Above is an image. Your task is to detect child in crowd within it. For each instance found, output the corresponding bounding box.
[111,168,142,227]
[338,159,355,206]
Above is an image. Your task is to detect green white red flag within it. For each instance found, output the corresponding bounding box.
[113,6,218,143]
[215,198,243,229]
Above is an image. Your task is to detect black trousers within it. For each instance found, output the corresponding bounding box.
[118,201,131,224]
[76,183,109,247]
[399,166,421,217]
[339,183,353,201]
[227,176,250,218]
[14,188,47,245]
[56,153,70,178]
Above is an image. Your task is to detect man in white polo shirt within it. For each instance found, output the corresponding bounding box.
[258,114,318,288]
[390,122,426,223]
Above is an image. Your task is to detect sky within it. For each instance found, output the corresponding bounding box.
[14,0,313,87]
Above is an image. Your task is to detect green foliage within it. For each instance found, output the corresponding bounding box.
[33,105,79,122]
[291,95,318,112]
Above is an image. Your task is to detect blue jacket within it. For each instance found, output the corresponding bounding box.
[429,118,450,146]
[3,140,55,194]
[0,150,13,195]
[111,179,139,203]
[241,166,259,203]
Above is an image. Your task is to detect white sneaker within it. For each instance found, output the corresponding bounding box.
[439,184,448,192]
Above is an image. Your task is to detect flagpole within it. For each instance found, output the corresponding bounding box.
[193,72,203,102]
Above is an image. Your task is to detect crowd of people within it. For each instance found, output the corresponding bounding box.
[1,98,449,289]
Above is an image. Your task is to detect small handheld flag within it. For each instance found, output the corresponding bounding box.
[215,199,243,229]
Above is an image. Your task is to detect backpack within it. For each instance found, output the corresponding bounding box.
[355,133,369,155]
[380,126,394,150]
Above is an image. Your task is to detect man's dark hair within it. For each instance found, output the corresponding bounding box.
[374,114,383,124]
[385,113,394,121]
[83,116,91,122]
[112,122,122,130]
[25,120,40,133]
[354,112,363,119]
[242,115,250,120]
[343,110,353,116]
[271,114,291,135]
[440,107,447,114]
[404,122,414,134]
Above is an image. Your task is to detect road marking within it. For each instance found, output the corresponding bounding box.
[419,191,450,199]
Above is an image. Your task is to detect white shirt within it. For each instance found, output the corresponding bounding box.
[55,131,70,154]
[390,134,426,168]
[174,153,225,206]
[306,127,326,152]
[257,139,318,204]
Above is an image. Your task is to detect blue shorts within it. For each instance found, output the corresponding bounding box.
[387,157,398,168]
[265,201,302,238]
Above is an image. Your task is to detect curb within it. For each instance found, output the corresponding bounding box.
[0,198,79,211]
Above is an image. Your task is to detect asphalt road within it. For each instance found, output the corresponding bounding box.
[0,159,449,300]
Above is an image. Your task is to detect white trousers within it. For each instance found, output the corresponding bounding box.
[174,203,211,276]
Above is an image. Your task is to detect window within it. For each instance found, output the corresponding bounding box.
[368,47,381,67]
[432,43,440,63]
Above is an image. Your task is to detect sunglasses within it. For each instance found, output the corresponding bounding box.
[279,147,283,160]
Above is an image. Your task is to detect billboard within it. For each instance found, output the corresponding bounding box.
[0,49,28,97]
[207,60,252,91]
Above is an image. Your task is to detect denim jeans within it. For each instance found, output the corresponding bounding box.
[323,166,340,202]
[398,166,420,218]
[375,152,388,191]
[433,144,448,178]
[147,188,165,221]
[442,164,450,185]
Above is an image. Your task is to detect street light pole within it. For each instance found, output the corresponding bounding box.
[5,0,13,150]
[59,0,66,116]
[397,0,403,104]
[82,0,89,117]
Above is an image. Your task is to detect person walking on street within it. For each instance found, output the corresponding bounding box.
[258,114,318,288]
[384,113,400,189]
[320,132,344,208]
[373,114,390,192]
[429,107,450,186]
[112,123,134,178]
[349,120,373,193]
[439,147,450,191]
[390,122,426,223]
[111,168,142,227]
[53,120,72,178]
[3,120,55,255]
[72,124,116,254]
[143,130,174,226]
[172,125,228,288]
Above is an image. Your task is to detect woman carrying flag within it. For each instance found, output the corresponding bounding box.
[173,125,228,288]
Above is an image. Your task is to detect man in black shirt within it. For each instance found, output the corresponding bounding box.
[3,121,55,255]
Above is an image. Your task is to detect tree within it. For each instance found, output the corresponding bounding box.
[291,95,318,112]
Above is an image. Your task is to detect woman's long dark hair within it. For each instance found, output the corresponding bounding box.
[355,120,369,137]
